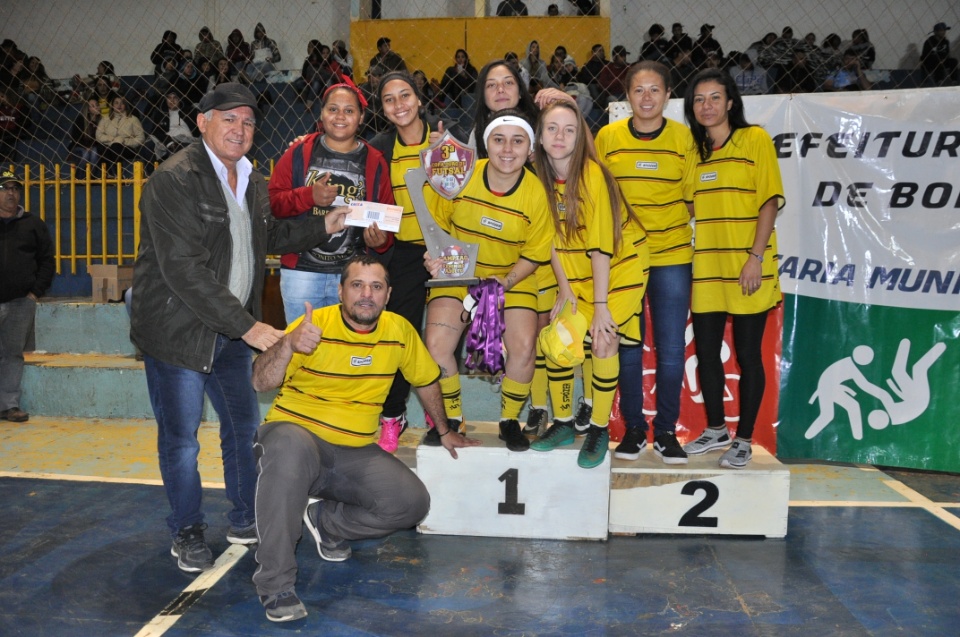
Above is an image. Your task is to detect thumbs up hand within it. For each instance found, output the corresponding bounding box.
[288,302,323,354]
[429,120,445,145]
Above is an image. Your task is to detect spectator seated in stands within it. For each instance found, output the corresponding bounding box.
[174,59,208,107]
[359,66,389,139]
[369,37,406,73]
[730,52,769,95]
[72,61,119,102]
[759,27,800,76]
[496,0,529,16]
[210,57,235,89]
[0,89,27,165]
[226,29,252,78]
[850,29,875,70]
[692,24,724,68]
[86,76,114,117]
[69,97,104,167]
[639,24,671,64]
[823,49,872,91]
[504,52,531,89]
[921,22,958,87]
[22,57,55,108]
[193,27,224,69]
[440,49,478,113]
[577,43,606,109]
[598,45,630,103]
[666,23,693,61]
[669,47,697,98]
[151,30,184,77]
[248,23,281,82]
[332,40,354,79]
[149,89,198,157]
[96,92,149,167]
[297,41,340,108]
[522,40,556,90]
[548,53,572,87]
[775,47,819,94]
[413,70,444,117]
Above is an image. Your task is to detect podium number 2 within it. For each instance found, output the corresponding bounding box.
[498,468,525,515]
[678,481,719,527]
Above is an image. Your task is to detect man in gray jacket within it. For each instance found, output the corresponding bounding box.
[131,83,348,574]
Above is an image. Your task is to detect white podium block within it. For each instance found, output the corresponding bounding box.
[417,432,610,540]
[609,446,789,538]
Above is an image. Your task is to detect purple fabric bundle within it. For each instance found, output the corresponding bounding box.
[464,279,505,375]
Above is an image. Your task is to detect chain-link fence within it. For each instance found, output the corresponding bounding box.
[1,0,958,173]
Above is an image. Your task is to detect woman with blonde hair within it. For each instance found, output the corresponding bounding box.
[531,100,649,468]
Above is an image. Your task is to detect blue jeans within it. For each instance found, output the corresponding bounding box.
[144,335,259,535]
[646,263,692,434]
[279,268,341,325]
[618,263,692,435]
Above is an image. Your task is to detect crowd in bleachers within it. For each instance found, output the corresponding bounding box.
[0,17,956,168]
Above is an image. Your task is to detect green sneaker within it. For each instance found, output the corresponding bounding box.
[530,420,576,451]
[577,424,610,469]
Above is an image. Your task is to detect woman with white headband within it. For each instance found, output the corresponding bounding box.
[422,109,553,452]
[531,101,649,469]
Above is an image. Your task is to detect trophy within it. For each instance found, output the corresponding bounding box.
[404,130,480,287]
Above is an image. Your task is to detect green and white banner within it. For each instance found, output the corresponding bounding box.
[769,89,959,472]
[651,90,960,471]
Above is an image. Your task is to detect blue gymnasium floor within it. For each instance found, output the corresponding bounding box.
[2,420,960,636]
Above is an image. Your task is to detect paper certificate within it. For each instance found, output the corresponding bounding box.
[345,201,403,233]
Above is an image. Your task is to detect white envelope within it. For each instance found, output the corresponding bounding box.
[345,201,403,233]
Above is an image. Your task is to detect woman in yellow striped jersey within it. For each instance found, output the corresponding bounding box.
[530,100,649,469]
[681,68,785,469]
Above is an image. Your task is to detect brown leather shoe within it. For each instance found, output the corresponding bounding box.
[0,407,29,422]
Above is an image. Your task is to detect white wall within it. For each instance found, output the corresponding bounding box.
[1,0,957,77]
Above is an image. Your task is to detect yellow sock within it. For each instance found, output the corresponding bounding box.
[500,376,531,421]
[530,341,548,409]
[546,359,575,419]
[581,341,593,402]
[590,354,619,428]
[439,375,462,420]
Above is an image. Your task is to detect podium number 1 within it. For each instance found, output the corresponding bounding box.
[498,468,525,515]
[678,480,719,527]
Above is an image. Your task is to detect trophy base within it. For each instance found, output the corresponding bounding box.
[426,277,481,288]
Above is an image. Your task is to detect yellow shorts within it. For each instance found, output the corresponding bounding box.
[535,265,558,314]
[576,290,643,345]
[427,275,539,312]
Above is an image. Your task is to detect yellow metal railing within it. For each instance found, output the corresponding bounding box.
[18,159,275,276]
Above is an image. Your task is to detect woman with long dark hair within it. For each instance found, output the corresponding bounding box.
[681,69,785,469]
[368,71,456,452]
[96,92,146,166]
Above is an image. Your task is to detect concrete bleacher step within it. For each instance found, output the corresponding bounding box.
[26,299,511,423]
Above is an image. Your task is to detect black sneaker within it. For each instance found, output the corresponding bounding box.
[421,418,462,446]
[226,522,258,545]
[171,523,214,573]
[613,427,647,460]
[574,398,593,435]
[261,589,307,622]
[303,500,352,562]
[499,419,530,451]
[653,432,689,465]
[523,407,548,435]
